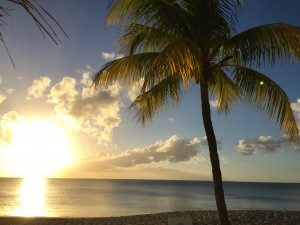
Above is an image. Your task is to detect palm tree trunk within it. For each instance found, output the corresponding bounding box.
[200,76,231,225]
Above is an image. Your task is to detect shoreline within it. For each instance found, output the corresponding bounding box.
[0,210,299,225]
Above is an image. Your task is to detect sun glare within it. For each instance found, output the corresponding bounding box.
[3,120,73,178]
[12,178,47,217]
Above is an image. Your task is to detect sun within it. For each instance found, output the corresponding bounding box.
[3,119,74,178]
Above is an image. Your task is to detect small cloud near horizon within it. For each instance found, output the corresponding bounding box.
[60,135,211,179]
[236,135,300,155]
[69,135,209,169]
[291,98,300,122]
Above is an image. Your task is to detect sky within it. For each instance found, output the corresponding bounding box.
[0,0,299,183]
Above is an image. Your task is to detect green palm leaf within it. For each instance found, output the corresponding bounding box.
[92,52,159,88]
[129,74,183,125]
[210,66,240,114]
[119,23,177,55]
[224,24,300,67]
[146,38,201,87]
[107,0,184,29]
[233,66,298,141]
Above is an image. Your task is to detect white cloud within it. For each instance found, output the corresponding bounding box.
[198,136,222,148]
[127,79,143,101]
[210,99,219,108]
[81,71,94,98]
[47,77,78,104]
[102,52,115,60]
[116,53,124,59]
[291,98,300,121]
[47,74,122,145]
[220,156,228,164]
[236,135,300,155]
[68,135,206,174]
[26,76,51,100]
[0,92,7,104]
[81,71,91,86]
[167,118,175,122]
[291,98,300,111]
[101,51,124,61]
[6,89,14,94]
[0,111,23,144]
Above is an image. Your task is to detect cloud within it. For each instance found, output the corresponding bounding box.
[210,99,219,108]
[66,135,207,176]
[236,98,300,155]
[6,89,14,94]
[127,79,143,101]
[47,73,122,145]
[101,51,124,61]
[0,92,7,104]
[47,77,78,104]
[0,111,23,144]
[220,156,228,164]
[26,76,51,100]
[198,136,222,148]
[81,71,91,86]
[116,54,125,59]
[101,52,115,60]
[291,99,300,112]
[167,118,175,122]
[291,98,300,121]
[236,135,300,155]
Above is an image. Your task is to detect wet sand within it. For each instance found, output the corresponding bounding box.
[0,210,299,225]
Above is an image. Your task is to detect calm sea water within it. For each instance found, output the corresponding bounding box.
[0,178,299,217]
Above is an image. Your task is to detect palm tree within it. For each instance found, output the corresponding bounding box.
[92,0,300,224]
[1,0,67,67]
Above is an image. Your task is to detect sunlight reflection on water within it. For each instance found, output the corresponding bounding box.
[12,178,47,217]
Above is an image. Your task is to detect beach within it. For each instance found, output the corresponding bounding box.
[0,211,299,225]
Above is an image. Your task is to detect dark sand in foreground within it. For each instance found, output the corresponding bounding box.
[0,211,299,225]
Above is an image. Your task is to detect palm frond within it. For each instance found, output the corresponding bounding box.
[0,5,10,20]
[119,23,176,55]
[180,0,241,38]
[209,65,240,114]
[218,0,242,31]
[1,0,67,67]
[92,52,159,89]
[144,38,201,87]
[224,24,300,67]
[0,33,15,68]
[129,73,183,126]
[107,0,183,28]
[7,0,68,44]
[180,0,233,39]
[233,66,298,141]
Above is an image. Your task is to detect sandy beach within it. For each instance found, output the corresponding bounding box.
[0,211,299,225]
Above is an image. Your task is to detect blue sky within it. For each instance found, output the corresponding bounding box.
[0,0,299,182]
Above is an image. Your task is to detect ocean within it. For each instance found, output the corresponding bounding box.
[0,178,299,217]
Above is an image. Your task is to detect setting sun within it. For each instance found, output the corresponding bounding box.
[3,120,73,178]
